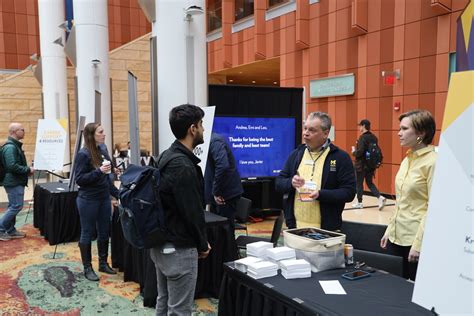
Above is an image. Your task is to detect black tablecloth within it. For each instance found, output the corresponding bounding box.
[219,263,432,316]
[33,182,81,245]
[111,209,238,307]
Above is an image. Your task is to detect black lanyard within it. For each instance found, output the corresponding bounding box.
[308,148,325,178]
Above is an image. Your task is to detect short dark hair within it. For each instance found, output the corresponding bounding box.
[359,119,371,130]
[169,104,205,140]
[399,109,436,145]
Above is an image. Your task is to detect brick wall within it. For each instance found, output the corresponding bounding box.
[207,0,470,194]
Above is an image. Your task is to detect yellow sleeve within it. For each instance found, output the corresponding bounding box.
[413,157,436,252]
[426,157,436,199]
[411,214,426,252]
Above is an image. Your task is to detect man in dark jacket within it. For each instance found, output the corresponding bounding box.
[150,104,210,315]
[351,119,386,210]
[0,123,34,241]
[204,132,243,229]
[275,112,355,231]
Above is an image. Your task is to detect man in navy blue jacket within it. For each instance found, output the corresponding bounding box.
[275,112,356,231]
[204,132,243,229]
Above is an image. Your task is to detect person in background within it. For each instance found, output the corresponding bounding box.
[113,142,129,158]
[380,110,437,281]
[151,104,210,315]
[74,123,118,281]
[275,112,356,231]
[0,123,34,241]
[351,119,386,210]
[204,132,243,230]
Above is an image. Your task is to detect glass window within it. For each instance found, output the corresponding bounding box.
[207,0,222,32]
[269,0,289,8]
[235,0,254,22]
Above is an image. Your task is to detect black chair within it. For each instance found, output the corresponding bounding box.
[235,210,284,249]
[340,220,387,253]
[341,220,404,277]
[354,249,403,277]
[234,197,252,235]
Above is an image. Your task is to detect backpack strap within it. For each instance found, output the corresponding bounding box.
[150,152,186,194]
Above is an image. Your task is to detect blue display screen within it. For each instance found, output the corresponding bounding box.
[212,116,296,178]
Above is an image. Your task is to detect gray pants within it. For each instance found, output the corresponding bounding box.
[149,246,198,316]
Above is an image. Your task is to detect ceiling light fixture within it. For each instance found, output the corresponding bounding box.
[184,5,204,21]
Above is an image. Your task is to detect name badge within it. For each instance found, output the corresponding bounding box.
[304,160,314,166]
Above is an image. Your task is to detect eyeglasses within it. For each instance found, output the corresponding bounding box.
[16,129,25,132]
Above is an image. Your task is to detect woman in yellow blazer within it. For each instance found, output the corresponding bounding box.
[380,110,437,281]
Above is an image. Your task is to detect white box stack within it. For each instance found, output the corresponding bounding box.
[246,241,274,258]
[234,256,262,273]
[246,261,279,279]
[280,259,312,279]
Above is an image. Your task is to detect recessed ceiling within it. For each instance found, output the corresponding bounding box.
[209,57,280,86]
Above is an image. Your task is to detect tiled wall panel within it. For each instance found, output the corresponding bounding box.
[0,0,151,69]
[208,0,469,193]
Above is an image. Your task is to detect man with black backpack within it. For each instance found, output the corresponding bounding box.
[0,123,34,241]
[352,119,386,210]
[149,104,210,315]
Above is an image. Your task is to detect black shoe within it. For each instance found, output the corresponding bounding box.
[97,240,116,275]
[78,243,100,281]
[84,265,100,281]
[99,262,116,274]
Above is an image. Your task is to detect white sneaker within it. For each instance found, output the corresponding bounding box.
[352,202,363,209]
[378,196,386,210]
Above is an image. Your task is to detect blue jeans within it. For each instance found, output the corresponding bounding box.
[150,246,198,316]
[0,185,25,234]
[76,196,112,244]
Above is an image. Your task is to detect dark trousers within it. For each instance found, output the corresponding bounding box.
[356,169,381,202]
[76,196,112,244]
[210,197,239,230]
[386,241,418,280]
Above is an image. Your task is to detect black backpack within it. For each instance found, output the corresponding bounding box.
[364,142,383,170]
[118,154,182,249]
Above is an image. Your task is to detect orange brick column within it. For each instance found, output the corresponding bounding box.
[222,0,234,68]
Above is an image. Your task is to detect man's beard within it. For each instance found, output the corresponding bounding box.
[192,133,204,148]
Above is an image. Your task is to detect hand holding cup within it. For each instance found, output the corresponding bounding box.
[100,160,112,174]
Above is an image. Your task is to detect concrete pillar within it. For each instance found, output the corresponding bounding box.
[38,0,70,169]
[153,0,208,152]
[73,0,112,150]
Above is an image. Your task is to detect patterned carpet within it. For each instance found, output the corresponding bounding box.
[0,205,275,315]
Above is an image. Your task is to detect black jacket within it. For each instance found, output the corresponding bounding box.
[275,142,356,231]
[74,144,119,200]
[158,140,208,252]
[204,133,243,204]
[353,131,378,172]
